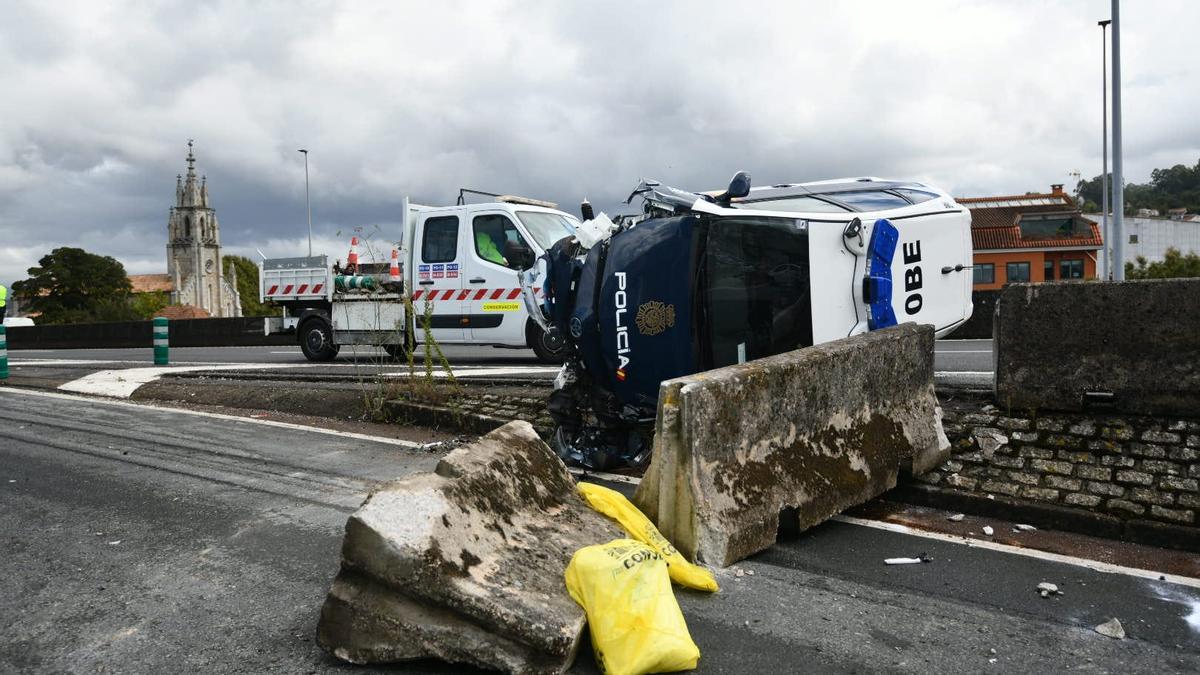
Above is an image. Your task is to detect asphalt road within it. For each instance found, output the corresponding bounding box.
[2,388,1196,673]
[6,339,995,386]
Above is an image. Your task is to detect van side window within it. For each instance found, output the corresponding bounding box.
[473,214,528,268]
[422,216,459,263]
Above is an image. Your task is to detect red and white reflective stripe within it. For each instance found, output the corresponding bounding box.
[282,284,294,295]
[267,285,278,295]
[312,284,323,294]
[473,289,488,300]
[506,288,521,300]
[489,288,505,300]
[458,289,470,300]
[412,289,424,300]
[408,288,538,303]
[297,284,308,294]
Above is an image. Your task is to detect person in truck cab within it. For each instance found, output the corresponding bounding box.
[475,230,508,266]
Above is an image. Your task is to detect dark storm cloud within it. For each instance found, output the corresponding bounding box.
[1,0,1198,288]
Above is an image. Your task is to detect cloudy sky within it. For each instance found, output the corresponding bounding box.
[1,0,1198,290]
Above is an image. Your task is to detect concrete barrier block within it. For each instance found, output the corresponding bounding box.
[316,421,622,674]
[633,323,946,567]
[995,279,1200,417]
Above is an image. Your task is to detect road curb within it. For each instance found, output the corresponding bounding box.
[890,482,1200,554]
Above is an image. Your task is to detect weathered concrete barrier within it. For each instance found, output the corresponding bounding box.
[995,279,1200,417]
[317,421,621,674]
[634,323,948,567]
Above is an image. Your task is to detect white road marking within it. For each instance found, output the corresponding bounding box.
[561,469,1198,586]
[0,387,426,449]
[934,350,993,354]
[833,514,1200,589]
[58,364,309,398]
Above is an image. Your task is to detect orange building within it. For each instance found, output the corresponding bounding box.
[958,184,1103,290]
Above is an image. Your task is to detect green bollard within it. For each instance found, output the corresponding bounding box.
[0,325,7,380]
[153,316,169,365]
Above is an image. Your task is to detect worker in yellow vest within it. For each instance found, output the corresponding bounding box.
[0,283,7,323]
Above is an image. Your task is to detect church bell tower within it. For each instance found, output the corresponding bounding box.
[166,140,240,317]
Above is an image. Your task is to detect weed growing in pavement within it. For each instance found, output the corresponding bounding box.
[334,224,462,425]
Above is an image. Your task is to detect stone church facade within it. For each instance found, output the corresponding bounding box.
[163,141,240,318]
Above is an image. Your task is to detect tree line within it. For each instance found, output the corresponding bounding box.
[1076,158,1200,214]
[11,247,275,324]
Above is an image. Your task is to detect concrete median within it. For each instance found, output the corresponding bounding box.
[317,420,622,674]
[634,323,948,567]
[994,279,1200,417]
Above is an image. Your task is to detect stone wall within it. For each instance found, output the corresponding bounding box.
[913,393,1199,546]
[994,279,1200,417]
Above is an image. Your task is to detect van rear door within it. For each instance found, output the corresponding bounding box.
[887,210,973,336]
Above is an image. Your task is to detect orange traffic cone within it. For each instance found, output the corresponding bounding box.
[389,249,401,283]
[347,236,359,273]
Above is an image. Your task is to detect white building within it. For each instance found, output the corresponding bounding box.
[1087,214,1200,273]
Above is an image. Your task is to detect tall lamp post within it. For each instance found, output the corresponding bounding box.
[299,148,312,257]
[1110,0,1125,281]
[1099,18,1111,279]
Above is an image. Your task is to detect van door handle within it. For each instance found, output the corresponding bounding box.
[469,277,487,284]
[418,280,435,285]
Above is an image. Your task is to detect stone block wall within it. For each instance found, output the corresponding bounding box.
[919,399,1199,529]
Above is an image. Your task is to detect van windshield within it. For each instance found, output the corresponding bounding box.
[515,211,579,250]
[701,216,813,369]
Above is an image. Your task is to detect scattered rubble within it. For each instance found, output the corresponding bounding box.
[885,553,933,565]
[1036,582,1063,598]
[316,421,623,674]
[982,526,994,536]
[947,513,965,522]
[1094,618,1125,639]
[1013,524,1037,532]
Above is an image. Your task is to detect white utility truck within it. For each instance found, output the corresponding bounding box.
[260,196,580,362]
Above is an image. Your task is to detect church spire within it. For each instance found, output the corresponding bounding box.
[181,139,202,207]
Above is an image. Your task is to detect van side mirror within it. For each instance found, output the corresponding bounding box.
[504,240,536,270]
[713,171,752,205]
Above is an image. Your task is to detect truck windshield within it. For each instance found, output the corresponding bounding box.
[702,216,813,368]
[515,211,578,250]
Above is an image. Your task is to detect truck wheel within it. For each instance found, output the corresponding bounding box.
[527,321,567,364]
[299,318,339,362]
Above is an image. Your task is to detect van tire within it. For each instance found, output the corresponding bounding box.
[383,343,409,360]
[527,321,567,364]
[299,317,339,362]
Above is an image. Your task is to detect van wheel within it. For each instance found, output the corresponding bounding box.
[299,318,339,362]
[527,321,567,364]
[383,343,409,360]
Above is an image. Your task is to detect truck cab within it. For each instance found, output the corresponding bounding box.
[261,197,580,362]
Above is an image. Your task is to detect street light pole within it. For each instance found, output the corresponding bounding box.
[299,148,312,257]
[1099,19,1111,279]
[1110,0,1125,281]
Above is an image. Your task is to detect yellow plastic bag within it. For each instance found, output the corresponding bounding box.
[565,539,700,675]
[578,483,719,592]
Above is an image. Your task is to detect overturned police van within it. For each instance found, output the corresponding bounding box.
[514,173,974,469]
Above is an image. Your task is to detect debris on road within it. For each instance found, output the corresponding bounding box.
[1036,582,1062,598]
[982,526,994,536]
[316,421,623,674]
[1014,524,1037,532]
[947,513,965,522]
[885,553,933,565]
[1094,618,1126,640]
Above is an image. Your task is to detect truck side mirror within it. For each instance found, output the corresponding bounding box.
[713,171,752,205]
[504,240,536,270]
